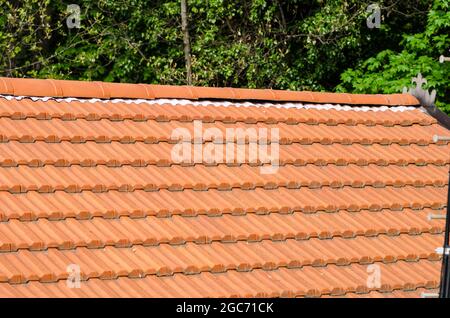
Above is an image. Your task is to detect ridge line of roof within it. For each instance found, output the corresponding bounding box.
[0,77,420,106]
[0,94,420,112]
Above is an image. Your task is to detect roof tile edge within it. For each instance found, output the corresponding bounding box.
[0,77,420,106]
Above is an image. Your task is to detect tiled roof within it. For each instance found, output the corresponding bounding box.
[0,77,419,105]
[0,77,449,298]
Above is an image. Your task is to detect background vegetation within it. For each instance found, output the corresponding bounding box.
[0,0,448,112]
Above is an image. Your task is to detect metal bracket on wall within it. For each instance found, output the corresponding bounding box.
[433,135,450,143]
[428,213,447,220]
[436,247,450,255]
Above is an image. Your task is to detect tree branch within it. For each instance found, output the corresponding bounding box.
[181,0,192,85]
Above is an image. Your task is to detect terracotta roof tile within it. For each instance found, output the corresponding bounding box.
[0,77,419,105]
[0,142,448,168]
[0,262,440,297]
[0,164,446,194]
[0,98,432,126]
[330,288,438,298]
[0,77,448,297]
[0,208,443,249]
[0,233,442,284]
[0,186,447,221]
[0,116,446,146]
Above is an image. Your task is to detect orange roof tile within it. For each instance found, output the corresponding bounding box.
[0,262,441,297]
[0,77,420,105]
[0,77,448,298]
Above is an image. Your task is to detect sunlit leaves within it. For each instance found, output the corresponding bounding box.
[337,0,449,113]
[0,0,445,111]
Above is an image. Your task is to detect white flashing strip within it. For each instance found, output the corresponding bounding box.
[0,94,418,112]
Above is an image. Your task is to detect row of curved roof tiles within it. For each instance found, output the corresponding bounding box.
[0,77,420,106]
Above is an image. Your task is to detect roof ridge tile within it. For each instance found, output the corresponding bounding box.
[0,77,421,105]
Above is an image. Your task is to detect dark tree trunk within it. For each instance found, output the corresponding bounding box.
[181,0,192,85]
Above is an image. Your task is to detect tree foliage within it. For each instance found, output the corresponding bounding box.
[337,0,450,113]
[0,0,448,112]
